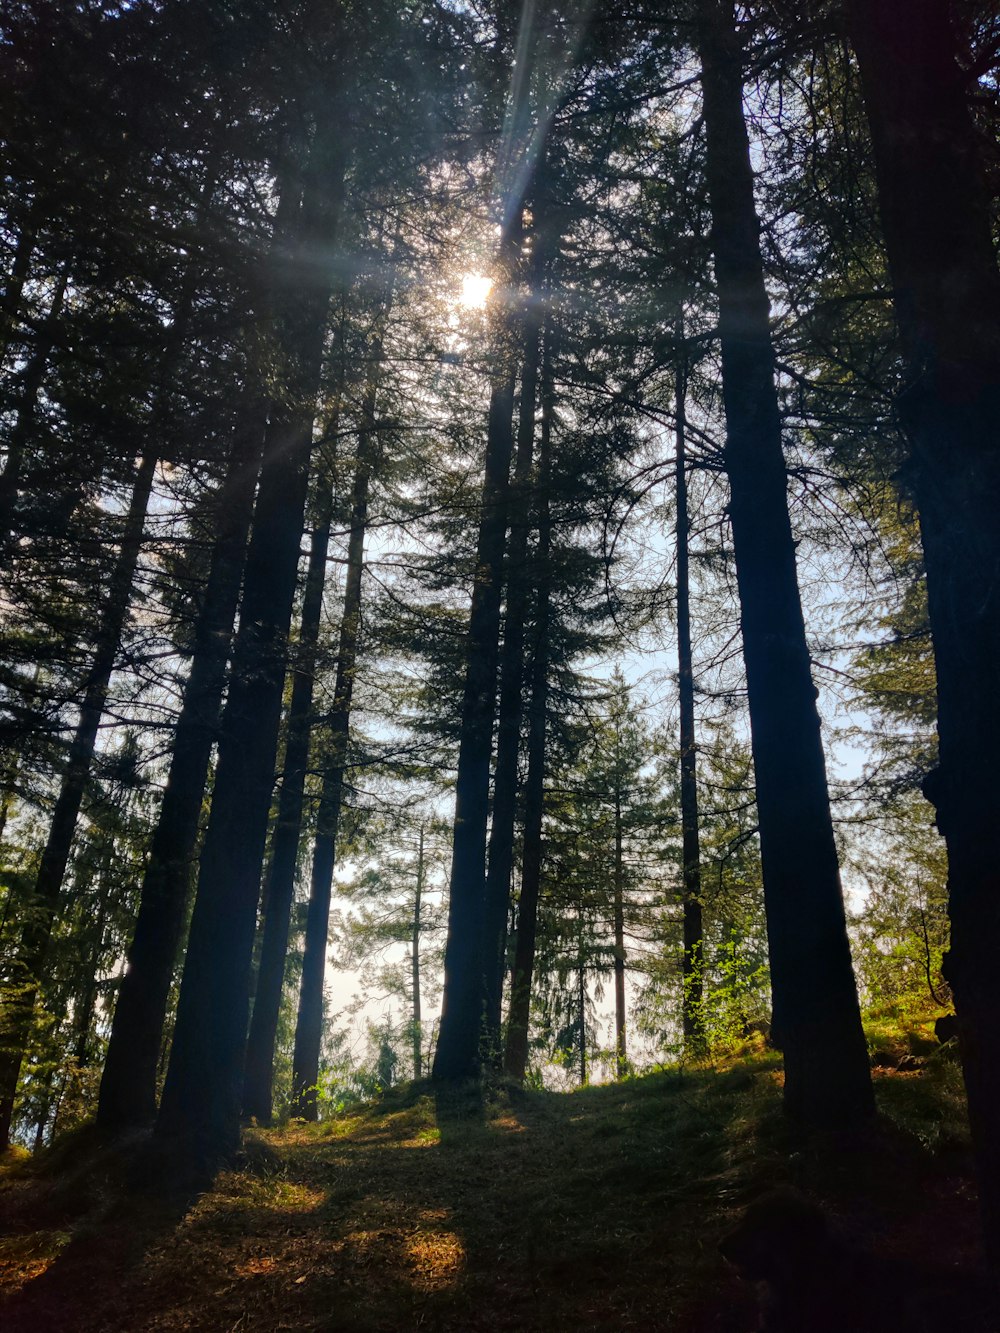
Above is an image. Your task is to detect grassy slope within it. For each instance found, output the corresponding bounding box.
[0,1046,983,1332]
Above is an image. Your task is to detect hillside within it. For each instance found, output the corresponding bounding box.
[0,1051,985,1331]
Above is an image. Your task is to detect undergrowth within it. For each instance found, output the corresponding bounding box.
[0,1052,982,1332]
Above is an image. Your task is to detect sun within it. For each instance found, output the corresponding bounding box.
[459,273,493,308]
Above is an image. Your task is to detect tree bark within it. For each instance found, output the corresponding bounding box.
[289,376,377,1119]
[0,269,69,549]
[845,0,1000,1262]
[155,143,345,1172]
[96,404,267,1133]
[31,1064,54,1153]
[72,840,114,1069]
[613,790,627,1078]
[3,154,225,1140]
[96,169,303,1135]
[412,824,424,1080]
[482,251,542,1058]
[504,322,553,1084]
[433,222,520,1083]
[675,349,705,1053]
[577,913,587,1087]
[696,0,872,1127]
[0,200,40,369]
[242,415,338,1126]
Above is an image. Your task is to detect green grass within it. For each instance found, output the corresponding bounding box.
[0,1055,983,1331]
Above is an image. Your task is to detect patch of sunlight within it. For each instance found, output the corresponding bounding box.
[233,1254,281,1279]
[330,1122,368,1142]
[459,272,493,307]
[0,1144,31,1177]
[269,1181,327,1209]
[321,1115,366,1139]
[211,1177,326,1213]
[406,1230,466,1290]
[489,1114,527,1134]
[0,1230,72,1290]
[402,1126,440,1147]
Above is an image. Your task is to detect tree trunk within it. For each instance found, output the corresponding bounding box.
[482,249,543,1058]
[97,403,268,1133]
[433,221,520,1083]
[578,916,587,1087]
[242,415,338,1126]
[412,824,424,1080]
[0,269,69,549]
[0,448,158,1147]
[31,1064,54,1153]
[504,322,553,1084]
[0,200,40,368]
[696,0,872,1127]
[845,0,1000,1262]
[1,158,229,1142]
[613,791,627,1078]
[289,378,376,1119]
[0,715,29,851]
[675,349,705,1053]
[97,156,295,1137]
[73,841,114,1069]
[0,782,13,850]
[155,145,345,1172]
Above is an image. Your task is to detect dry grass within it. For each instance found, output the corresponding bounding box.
[0,1054,983,1331]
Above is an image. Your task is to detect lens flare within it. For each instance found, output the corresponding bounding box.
[459,273,493,308]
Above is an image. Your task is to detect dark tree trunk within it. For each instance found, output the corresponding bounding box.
[0,778,14,848]
[696,0,872,1127]
[577,916,587,1087]
[97,405,267,1134]
[0,697,31,851]
[482,257,542,1059]
[155,147,345,1172]
[433,223,520,1083]
[675,351,705,1053]
[503,324,553,1084]
[0,268,68,548]
[73,843,114,1069]
[0,201,39,368]
[290,385,376,1119]
[845,0,1000,1263]
[412,824,424,1080]
[613,792,627,1078]
[99,171,303,1134]
[4,158,230,1141]
[242,417,338,1126]
[31,1064,54,1153]
[0,448,157,1147]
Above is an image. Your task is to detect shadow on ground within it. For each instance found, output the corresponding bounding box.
[0,1060,987,1332]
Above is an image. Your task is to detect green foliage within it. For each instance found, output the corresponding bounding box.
[329,808,448,1082]
[0,731,153,1146]
[313,1019,408,1116]
[849,498,937,790]
[636,727,768,1059]
[686,936,771,1055]
[850,793,949,1025]
[523,673,677,1081]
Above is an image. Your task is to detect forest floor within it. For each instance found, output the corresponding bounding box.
[0,1031,988,1331]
